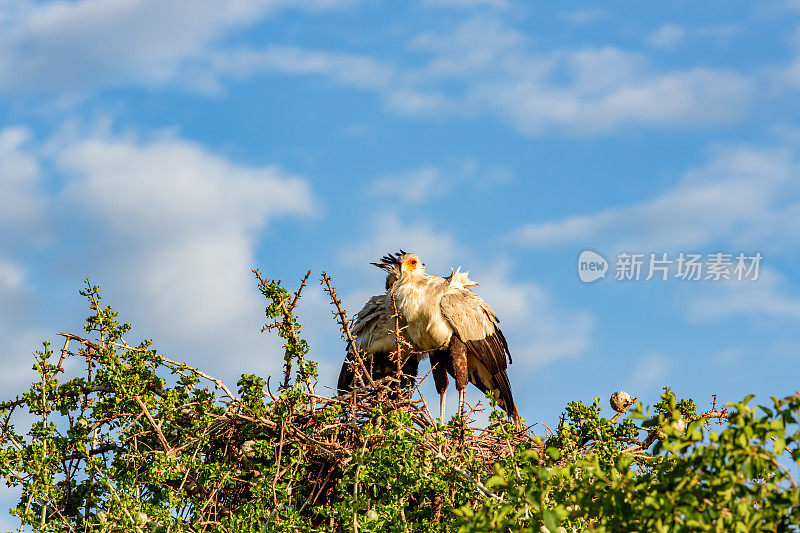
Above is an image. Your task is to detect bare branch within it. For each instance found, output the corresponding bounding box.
[320,271,374,388]
[134,395,172,455]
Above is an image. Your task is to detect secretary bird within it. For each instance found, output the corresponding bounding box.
[337,256,423,394]
[373,251,520,427]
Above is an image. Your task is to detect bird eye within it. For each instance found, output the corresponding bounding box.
[410,260,417,265]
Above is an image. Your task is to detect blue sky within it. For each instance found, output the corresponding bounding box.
[2,0,800,524]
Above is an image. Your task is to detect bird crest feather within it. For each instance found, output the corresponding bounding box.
[446,267,479,288]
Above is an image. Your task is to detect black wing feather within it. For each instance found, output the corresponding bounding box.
[464,330,519,420]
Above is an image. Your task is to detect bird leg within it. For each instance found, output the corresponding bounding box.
[450,336,469,425]
[431,349,449,423]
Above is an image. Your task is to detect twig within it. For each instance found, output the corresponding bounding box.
[159,355,238,401]
[390,291,404,376]
[695,410,730,423]
[290,270,312,310]
[272,424,286,507]
[133,395,171,455]
[352,440,368,533]
[438,452,502,500]
[57,332,239,401]
[320,272,374,388]
[57,335,71,372]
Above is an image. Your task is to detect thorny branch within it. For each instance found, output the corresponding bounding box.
[320,271,375,389]
[57,332,239,402]
[134,395,172,455]
[389,291,415,381]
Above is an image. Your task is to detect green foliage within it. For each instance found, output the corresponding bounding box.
[255,269,316,393]
[1,275,799,532]
[466,390,800,532]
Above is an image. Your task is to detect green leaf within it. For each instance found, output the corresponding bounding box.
[742,458,754,479]
[773,438,786,456]
[542,508,560,532]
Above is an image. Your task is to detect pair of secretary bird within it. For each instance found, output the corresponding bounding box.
[337,251,520,428]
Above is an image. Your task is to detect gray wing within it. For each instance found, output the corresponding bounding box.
[337,295,419,392]
[439,288,518,419]
[351,295,398,355]
[439,288,510,361]
[440,290,498,341]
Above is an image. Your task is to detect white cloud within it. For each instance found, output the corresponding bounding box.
[508,140,800,330]
[510,144,799,250]
[210,45,454,114]
[776,23,800,89]
[0,122,320,394]
[0,127,46,239]
[0,0,264,93]
[418,20,752,133]
[710,345,749,365]
[0,0,361,94]
[477,67,752,135]
[0,259,25,290]
[473,262,594,369]
[212,45,395,90]
[647,24,742,51]
[17,127,317,384]
[56,131,313,243]
[765,0,800,14]
[369,166,446,204]
[469,25,754,133]
[339,122,372,138]
[647,24,687,49]
[559,8,608,26]
[408,17,526,78]
[422,0,510,9]
[781,54,800,89]
[0,258,49,393]
[0,263,73,528]
[339,213,460,274]
[0,329,47,391]
[1,4,755,135]
[213,17,752,135]
[688,269,800,323]
[695,24,743,45]
[368,161,513,205]
[383,88,453,115]
[627,354,669,390]
[566,47,647,91]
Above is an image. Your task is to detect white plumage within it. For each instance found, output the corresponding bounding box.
[374,251,520,427]
[337,260,422,393]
